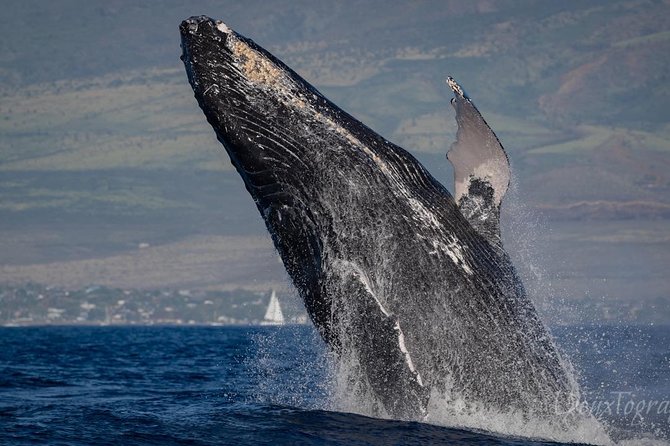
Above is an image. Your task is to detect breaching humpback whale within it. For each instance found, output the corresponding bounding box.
[180,16,607,441]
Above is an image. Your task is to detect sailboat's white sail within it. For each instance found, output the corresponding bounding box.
[261,290,285,325]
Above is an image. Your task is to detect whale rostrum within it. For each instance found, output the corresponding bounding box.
[180,15,608,440]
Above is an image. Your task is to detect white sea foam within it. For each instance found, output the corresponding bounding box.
[425,389,613,445]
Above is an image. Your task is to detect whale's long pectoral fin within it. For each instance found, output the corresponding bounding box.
[446,77,510,247]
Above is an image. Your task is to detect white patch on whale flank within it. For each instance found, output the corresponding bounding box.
[430,238,473,275]
[419,233,473,275]
[408,197,441,229]
[394,320,424,387]
[334,259,424,387]
[335,260,389,317]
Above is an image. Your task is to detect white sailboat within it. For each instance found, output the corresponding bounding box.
[260,290,285,326]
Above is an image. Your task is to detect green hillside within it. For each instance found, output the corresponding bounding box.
[0,1,668,311]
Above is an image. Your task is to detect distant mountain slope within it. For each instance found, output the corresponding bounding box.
[2,0,668,124]
[0,0,668,268]
[1,1,668,320]
[0,69,221,171]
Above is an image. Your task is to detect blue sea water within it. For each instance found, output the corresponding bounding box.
[0,325,668,445]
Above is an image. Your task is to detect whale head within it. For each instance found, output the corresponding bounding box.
[180,16,276,177]
[180,15,341,339]
[180,16,331,189]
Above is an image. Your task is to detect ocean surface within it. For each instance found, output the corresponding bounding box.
[1,325,668,445]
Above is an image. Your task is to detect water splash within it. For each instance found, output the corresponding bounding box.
[247,324,334,410]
